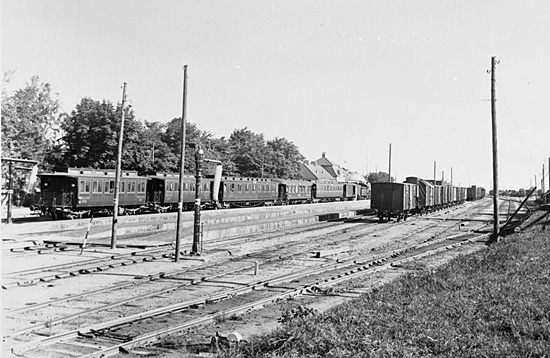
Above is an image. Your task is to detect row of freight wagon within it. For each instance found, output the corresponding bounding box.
[371,176,486,222]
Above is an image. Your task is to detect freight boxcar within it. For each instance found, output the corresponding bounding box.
[467,185,485,201]
[404,177,434,214]
[371,182,417,222]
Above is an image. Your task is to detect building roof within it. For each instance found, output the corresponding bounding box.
[345,172,366,183]
[300,161,335,181]
[314,152,345,181]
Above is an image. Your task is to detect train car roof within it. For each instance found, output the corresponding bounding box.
[272,179,313,185]
[38,167,142,179]
[146,173,194,179]
[221,176,274,182]
[371,181,414,186]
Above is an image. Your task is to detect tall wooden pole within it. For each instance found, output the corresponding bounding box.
[111,82,127,249]
[433,161,436,184]
[175,65,188,262]
[7,160,13,224]
[192,147,203,255]
[543,164,546,203]
[491,56,500,240]
[388,143,392,182]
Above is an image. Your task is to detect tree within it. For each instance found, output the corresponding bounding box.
[2,74,61,204]
[59,97,148,171]
[227,128,266,177]
[367,171,394,183]
[162,118,217,175]
[1,74,61,164]
[265,137,305,179]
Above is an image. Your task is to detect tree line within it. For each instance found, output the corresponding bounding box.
[1,75,305,203]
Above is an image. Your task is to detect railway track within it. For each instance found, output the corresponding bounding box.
[3,199,522,357]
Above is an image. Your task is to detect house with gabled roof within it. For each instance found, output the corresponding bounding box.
[300,160,335,181]
[314,152,346,182]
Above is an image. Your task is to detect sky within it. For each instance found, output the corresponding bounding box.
[2,0,549,190]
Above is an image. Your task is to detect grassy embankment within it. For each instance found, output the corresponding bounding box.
[224,213,550,357]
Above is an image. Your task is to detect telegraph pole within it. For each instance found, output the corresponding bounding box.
[433,161,436,184]
[540,163,546,203]
[388,143,392,182]
[192,146,203,255]
[111,82,127,249]
[175,65,188,262]
[491,56,500,241]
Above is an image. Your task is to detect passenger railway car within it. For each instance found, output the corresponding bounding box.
[371,182,417,222]
[311,179,345,202]
[147,173,213,211]
[275,179,313,205]
[220,177,278,207]
[38,168,147,219]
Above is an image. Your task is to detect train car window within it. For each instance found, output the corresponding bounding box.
[85,180,90,193]
[253,184,256,191]
[245,184,249,191]
[92,181,98,193]
[191,184,196,191]
[204,183,209,191]
[121,182,125,193]
[80,181,84,192]
[98,181,103,193]
[109,181,115,193]
[170,182,174,191]
[231,183,235,192]
[105,181,109,193]
[131,182,136,192]
[238,184,242,192]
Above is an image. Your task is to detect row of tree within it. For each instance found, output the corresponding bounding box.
[2,75,393,205]
[1,75,307,200]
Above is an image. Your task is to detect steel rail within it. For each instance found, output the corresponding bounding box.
[79,231,492,357]
[5,200,493,356]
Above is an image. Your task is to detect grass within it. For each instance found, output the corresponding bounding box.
[221,215,550,357]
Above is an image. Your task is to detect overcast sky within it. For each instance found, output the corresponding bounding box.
[3,0,549,190]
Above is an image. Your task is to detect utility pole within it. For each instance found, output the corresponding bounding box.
[388,143,392,182]
[111,82,127,249]
[433,161,436,184]
[490,56,500,241]
[175,65,188,262]
[192,146,203,255]
[543,164,546,203]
